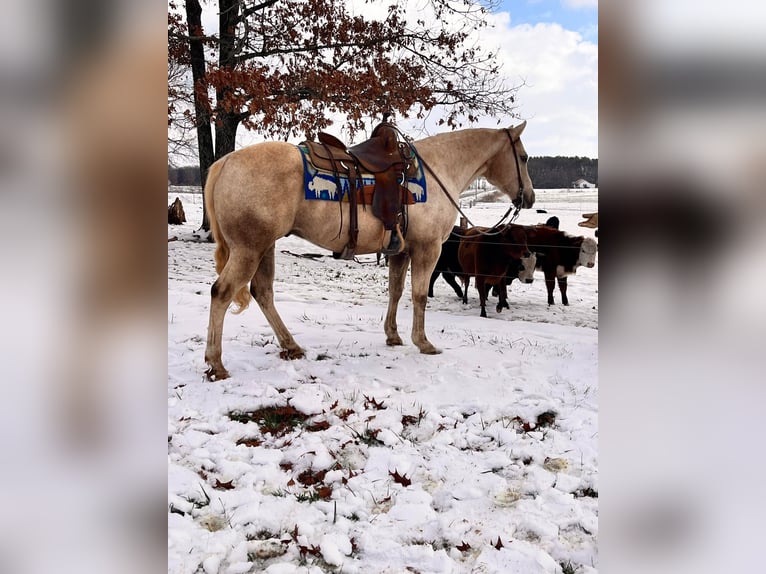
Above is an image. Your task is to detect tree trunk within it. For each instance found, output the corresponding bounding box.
[214,114,241,158]
[185,0,214,232]
[213,0,243,160]
[168,197,187,224]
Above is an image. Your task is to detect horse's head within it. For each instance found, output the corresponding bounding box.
[484,121,535,209]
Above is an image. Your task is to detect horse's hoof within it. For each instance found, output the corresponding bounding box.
[205,365,230,381]
[419,344,442,355]
[279,347,305,360]
[386,335,404,346]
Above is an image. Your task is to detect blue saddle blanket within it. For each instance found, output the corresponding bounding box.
[298,144,427,203]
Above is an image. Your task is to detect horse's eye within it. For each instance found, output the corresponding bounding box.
[521,155,529,163]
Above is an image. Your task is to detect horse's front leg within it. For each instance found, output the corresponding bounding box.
[409,248,441,354]
[384,252,410,346]
[250,244,304,359]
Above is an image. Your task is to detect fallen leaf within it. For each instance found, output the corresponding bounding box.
[236,437,263,447]
[364,395,386,410]
[389,469,412,487]
[306,420,331,432]
[214,479,235,490]
[316,485,333,500]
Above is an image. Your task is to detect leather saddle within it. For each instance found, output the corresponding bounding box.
[302,118,414,259]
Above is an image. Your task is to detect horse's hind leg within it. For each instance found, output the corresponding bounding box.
[250,244,304,360]
[384,252,410,346]
[205,251,259,380]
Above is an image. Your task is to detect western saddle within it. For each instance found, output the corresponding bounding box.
[302,114,415,259]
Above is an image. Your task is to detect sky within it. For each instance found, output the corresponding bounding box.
[482,0,598,157]
[195,0,598,159]
[496,0,598,42]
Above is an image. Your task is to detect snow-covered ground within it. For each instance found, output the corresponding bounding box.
[168,188,599,573]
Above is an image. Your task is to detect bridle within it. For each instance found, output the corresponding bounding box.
[415,127,527,237]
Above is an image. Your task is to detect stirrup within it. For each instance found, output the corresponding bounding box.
[380,226,404,255]
[336,245,356,260]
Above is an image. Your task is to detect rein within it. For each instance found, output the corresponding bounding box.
[417,128,525,236]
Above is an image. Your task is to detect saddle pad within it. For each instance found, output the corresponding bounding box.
[298,144,427,203]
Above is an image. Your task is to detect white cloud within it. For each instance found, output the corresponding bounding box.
[562,0,598,8]
[464,18,598,157]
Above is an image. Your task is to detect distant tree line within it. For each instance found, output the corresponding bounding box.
[527,156,598,189]
[168,165,201,186]
[169,155,598,189]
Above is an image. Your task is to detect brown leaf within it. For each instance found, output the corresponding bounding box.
[456,541,471,552]
[299,544,322,557]
[389,469,412,487]
[214,479,235,490]
[363,395,386,410]
[535,410,557,428]
[316,485,333,500]
[297,469,327,486]
[236,437,263,447]
[493,537,504,549]
[306,420,331,432]
[337,409,355,421]
[401,415,418,427]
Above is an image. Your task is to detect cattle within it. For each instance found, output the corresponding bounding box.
[507,225,597,305]
[428,226,465,299]
[544,215,560,229]
[457,224,537,317]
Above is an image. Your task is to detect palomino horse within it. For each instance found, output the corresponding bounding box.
[204,122,535,380]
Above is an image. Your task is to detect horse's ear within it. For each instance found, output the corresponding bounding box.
[508,120,527,138]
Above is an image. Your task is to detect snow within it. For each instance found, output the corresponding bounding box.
[169,188,598,572]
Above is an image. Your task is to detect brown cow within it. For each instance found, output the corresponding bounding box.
[457,225,536,317]
[508,225,597,305]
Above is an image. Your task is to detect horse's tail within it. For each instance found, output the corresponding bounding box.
[205,155,252,314]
